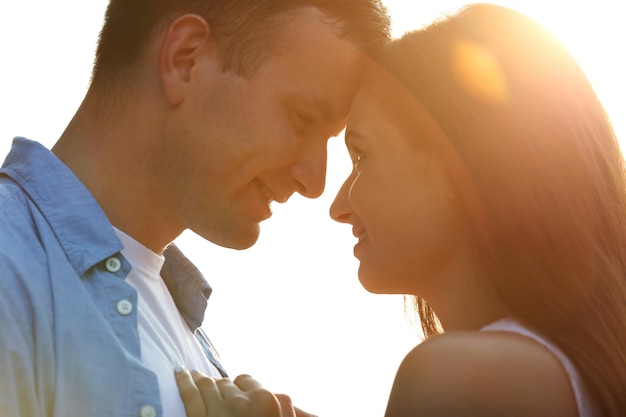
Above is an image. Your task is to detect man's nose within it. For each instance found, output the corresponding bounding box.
[290,142,328,199]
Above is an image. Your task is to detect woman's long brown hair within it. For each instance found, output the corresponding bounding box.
[381,4,626,414]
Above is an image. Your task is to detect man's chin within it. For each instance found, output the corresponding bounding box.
[198,223,261,250]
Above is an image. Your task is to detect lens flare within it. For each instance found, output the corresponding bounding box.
[451,38,509,103]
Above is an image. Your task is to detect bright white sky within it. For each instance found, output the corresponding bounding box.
[1,1,624,417]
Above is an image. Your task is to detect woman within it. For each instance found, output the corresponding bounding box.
[177,3,626,416]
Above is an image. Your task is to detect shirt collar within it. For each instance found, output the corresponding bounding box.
[1,137,121,276]
[161,244,213,330]
[1,137,212,330]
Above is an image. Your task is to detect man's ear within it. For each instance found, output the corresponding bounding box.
[159,14,214,105]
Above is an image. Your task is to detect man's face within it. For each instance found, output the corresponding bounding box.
[158,7,364,249]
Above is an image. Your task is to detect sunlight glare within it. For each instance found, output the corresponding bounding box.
[452,39,509,103]
[384,1,625,149]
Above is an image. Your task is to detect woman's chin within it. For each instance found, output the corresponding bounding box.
[358,274,394,294]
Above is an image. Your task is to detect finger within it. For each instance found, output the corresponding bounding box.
[175,368,205,417]
[213,378,252,414]
[233,374,264,391]
[214,374,284,417]
[247,390,283,417]
[192,371,222,411]
[214,377,243,399]
[275,393,296,417]
[295,406,318,417]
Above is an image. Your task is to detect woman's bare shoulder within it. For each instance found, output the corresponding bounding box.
[384,330,578,417]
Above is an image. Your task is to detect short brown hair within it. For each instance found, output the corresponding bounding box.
[93,0,390,82]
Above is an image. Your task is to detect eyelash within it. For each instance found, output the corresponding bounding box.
[351,149,364,169]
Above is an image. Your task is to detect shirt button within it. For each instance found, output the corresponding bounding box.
[116,299,133,316]
[105,256,121,273]
[139,405,156,417]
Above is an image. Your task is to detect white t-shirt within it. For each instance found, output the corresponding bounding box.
[114,228,222,417]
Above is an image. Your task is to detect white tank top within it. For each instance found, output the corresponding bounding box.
[482,319,601,417]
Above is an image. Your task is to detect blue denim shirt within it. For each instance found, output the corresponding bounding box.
[0,137,227,417]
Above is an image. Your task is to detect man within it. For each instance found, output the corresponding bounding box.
[0,1,390,416]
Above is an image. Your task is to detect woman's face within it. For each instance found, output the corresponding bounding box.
[330,81,466,295]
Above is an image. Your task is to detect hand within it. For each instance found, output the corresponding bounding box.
[175,370,317,417]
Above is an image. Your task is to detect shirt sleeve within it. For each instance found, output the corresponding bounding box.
[0,268,47,417]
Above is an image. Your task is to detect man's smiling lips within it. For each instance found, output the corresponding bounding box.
[258,181,275,204]
[252,179,290,221]
[241,179,272,222]
[249,178,295,221]
[257,179,290,204]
